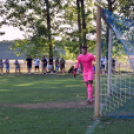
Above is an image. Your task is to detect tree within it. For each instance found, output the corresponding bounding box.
[3,0,96,60]
[80,0,87,46]
[4,0,64,58]
[45,0,52,58]
[0,1,5,36]
[119,0,134,20]
[59,0,95,59]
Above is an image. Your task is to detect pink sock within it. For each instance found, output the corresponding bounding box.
[87,84,93,99]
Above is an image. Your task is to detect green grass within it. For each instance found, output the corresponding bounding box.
[0,74,89,104]
[93,117,134,134]
[0,107,94,134]
[0,74,94,134]
[0,74,134,134]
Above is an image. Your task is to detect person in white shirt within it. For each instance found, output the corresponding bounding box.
[34,56,40,74]
[101,56,107,74]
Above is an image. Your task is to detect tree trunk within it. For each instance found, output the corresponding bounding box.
[77,0,83,72]
[108,0,113,12]
[106,0,115,73]
[76,0,82,54]
[80,0,87,46]
[45,0,53,59]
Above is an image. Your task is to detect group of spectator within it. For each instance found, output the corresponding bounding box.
[101,55,116,74]
[0,55,66,74]
[0,55,116,75]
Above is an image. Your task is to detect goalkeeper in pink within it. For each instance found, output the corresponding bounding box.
[74,46,95,102]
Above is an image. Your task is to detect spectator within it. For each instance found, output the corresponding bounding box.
[0,59,4,74]
[101,55,107,74]
[5,58,10,74]
[55,58,60,74]
[26,55,32,74]
[34,56,40,74]
[41,55,47,74]
[48,56,53,74]
[68,66,74,73]
[60,58,66,74]
[112,58,116,74]
[14,60,20,74]
[77,67,82,74]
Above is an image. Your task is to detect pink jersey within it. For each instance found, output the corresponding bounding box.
[75,53,95,74]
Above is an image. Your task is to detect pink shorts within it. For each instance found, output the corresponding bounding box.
[83,72,94,82]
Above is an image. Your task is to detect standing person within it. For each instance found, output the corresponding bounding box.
[48,56,53,74]
[73,46,95,102]
[5,58,10,74]
[34,56,40,74]
[14,60,20,74]
[112,57,116,74]
[60,58,66,74]
[41,55,47,74]
[0,59,4,74]
[26,55,32,74]
[101,55,107,74]
[55,57,60,74]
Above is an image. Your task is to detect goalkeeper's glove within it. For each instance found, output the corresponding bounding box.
[73,68,77,78]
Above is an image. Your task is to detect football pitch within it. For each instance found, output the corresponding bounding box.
[0,74,133,134]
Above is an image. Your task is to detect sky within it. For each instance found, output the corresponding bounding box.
[0,0,24,41]
[0,26,25,41]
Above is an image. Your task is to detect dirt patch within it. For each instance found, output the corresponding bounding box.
[2,102,94,109]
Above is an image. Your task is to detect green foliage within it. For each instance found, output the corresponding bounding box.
[59,39,95,60]
[4,0,132,60]
[119,0,134,20]
[0,1,5,36]
[4,0,65,58]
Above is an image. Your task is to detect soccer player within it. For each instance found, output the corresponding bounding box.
[41,55,47,74]
[26,55,32,74]
[14,59,20,74]
[73,46,95,102]
[34,56,40,74]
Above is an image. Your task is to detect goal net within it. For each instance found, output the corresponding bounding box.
[100,8,134,119]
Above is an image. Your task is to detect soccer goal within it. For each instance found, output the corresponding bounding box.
[95,6,134,119]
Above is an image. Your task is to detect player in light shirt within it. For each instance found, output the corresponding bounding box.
[73,46,95,102]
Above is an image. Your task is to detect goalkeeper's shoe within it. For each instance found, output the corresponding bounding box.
[87,97,94,103]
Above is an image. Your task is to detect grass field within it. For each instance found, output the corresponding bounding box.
[0,74,134,134]
[0,74,94,134]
